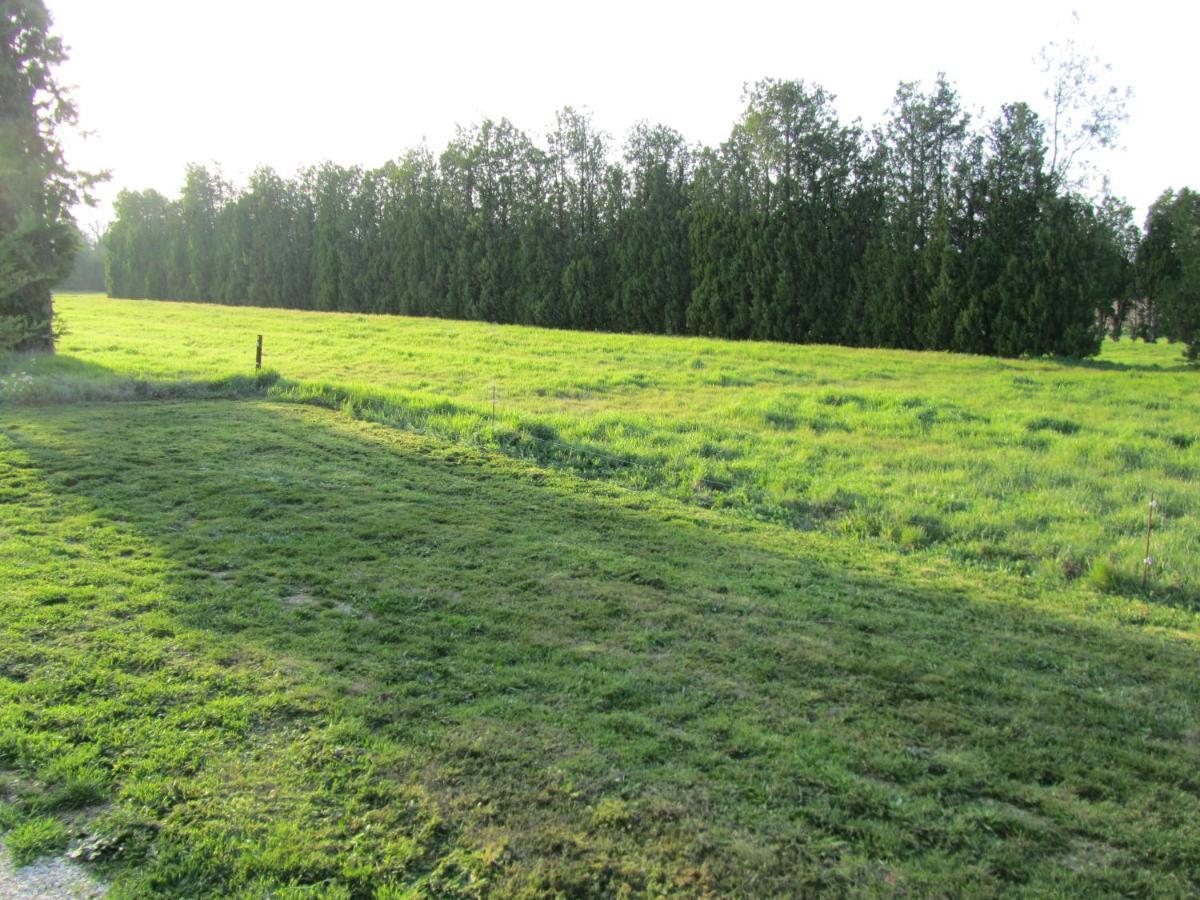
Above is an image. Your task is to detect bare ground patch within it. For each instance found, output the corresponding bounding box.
[282,587,376,621]
[0,842,106,899]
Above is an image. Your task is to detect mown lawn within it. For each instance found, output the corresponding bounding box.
[0,295,1197,896]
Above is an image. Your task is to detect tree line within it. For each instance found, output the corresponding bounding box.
[101,77,1187,359]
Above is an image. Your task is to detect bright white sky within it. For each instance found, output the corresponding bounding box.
[49,0,1197,233]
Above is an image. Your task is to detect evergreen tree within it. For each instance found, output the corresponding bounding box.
[546,108,611,330]
[1,0,100,349]
[176,165,226,301]
[615,123,691,332]
[104,189,172,300]
[1089,193,1138,338]
[867,76,970,348]
[1140,189,1200,363]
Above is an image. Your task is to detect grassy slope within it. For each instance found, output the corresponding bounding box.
[25,293,1200,605]
[0,294,1196,895]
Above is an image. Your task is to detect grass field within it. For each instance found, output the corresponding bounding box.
[17,295,1200,605]
[1,293,1198,895]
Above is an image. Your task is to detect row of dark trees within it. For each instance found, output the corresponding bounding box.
[104,77,1152,358]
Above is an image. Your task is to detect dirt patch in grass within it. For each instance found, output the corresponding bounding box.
[282,587,317,609]
[282,587,376,622]
[0,842,106,899]
[1060,836,1122,874]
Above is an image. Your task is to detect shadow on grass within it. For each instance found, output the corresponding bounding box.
[1060,360,1194,374]
[0,353,283,405]
[2,397,1199,896]
[1035,348,1195,374]
[8,357,1199,614]
[2,359,729,516]
[1,356,643,468]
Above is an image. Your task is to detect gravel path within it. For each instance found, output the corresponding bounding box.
[0,842,106,899]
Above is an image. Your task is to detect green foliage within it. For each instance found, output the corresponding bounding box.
[0,1,99,351]
[1139,187,1200,363]
[101,75,1140,359]
[5,816,69,865]
[0,313,42,350]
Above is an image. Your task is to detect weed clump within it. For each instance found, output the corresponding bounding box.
[1057,549,1088,581]
[894,524,929,550]
[1025,417,1080,436]
[1088,559,1119,592]
[5,815,68,865]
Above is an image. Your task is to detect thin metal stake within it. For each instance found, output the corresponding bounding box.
[1142,494,1157,589]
